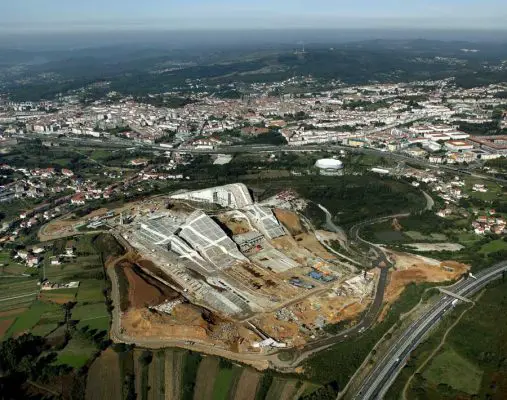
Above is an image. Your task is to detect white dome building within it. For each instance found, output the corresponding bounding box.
[315,158,344,176]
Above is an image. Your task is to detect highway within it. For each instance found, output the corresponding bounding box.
[14,132,507,186]
[353,260,507,400]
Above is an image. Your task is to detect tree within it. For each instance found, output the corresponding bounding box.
[139,350,153,366]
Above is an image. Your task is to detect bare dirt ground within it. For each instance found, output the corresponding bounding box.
[407,243,464,252]
[193,356,220,400]
[39,219,77,241]
[123,264,175,308]
[0,319,14,338]
[271,235,312,265]
[0,308,27,318]
[39,292,76,304]
[384,252,470,304]
[85,348,121,400]
[216,213,252,235]
[256,283,372,346]
[316,230,343,243]
[122,307,210,341]
[291,294,369,327]
[233,368,261,400]
[274,209,304,235]
[294,233,335,259]
[255,314,306,346]
[165,349,183,400]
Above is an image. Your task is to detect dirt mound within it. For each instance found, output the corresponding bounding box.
[172,303,210,326]
[384,252,470,304]
[274,208,304,235]
[122,308,209,340]
[215,213,251,235]
[294,233,334,259]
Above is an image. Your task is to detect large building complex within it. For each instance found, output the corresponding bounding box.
[123,183,351,322]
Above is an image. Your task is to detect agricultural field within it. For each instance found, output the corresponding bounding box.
[39,288,78,304]
[0,276,38,316]
[0,250,28,273]
[56,334,100,368]
[193,356,220,400]
[73,302,110,332]
[85,348,122,400]
[211,365,239,400]
[76,279,107,303]
[0,233,113,341]
[97,348,315,400]
[3,300,64,338]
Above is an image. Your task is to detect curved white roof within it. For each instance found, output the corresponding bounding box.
[315,158,343,170]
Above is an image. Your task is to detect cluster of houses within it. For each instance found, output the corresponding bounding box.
[472,210,506,235]
[14,245,45,268]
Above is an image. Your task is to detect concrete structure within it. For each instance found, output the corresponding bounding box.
[233,231,264,252]
[445,140,474,152]
[244,205,286,239]
[171,183,253,209]
[314,158,344,176]
[179,211,247,269]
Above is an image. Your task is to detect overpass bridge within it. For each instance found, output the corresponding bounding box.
[438,287,473,303]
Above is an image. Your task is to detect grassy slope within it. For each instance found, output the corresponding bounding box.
[387,278,507,399]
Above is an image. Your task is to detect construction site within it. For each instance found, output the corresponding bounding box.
[40,183,471,353]
[105,183,379,350]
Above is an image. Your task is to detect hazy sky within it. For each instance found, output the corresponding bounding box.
[1,0,506,32]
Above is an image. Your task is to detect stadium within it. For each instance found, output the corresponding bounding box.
[314,158,344,175]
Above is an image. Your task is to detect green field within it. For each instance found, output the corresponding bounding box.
[373,230,406,243]
[4,301,63,338]
[44,235,104,283]
[464,178,504,202]
[76,279,106,303]
[0,251,27,273]
[56,336,98,368]
[456,231,482,245]
[389,279,507,399]
[73,303,110,332]
[212,367,235,400]
[30,322,59,337]
[423,347,483,394]
[0,277,38,313]
[479,239,507,254]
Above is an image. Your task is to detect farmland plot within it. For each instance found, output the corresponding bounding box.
[85,348,121,400]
